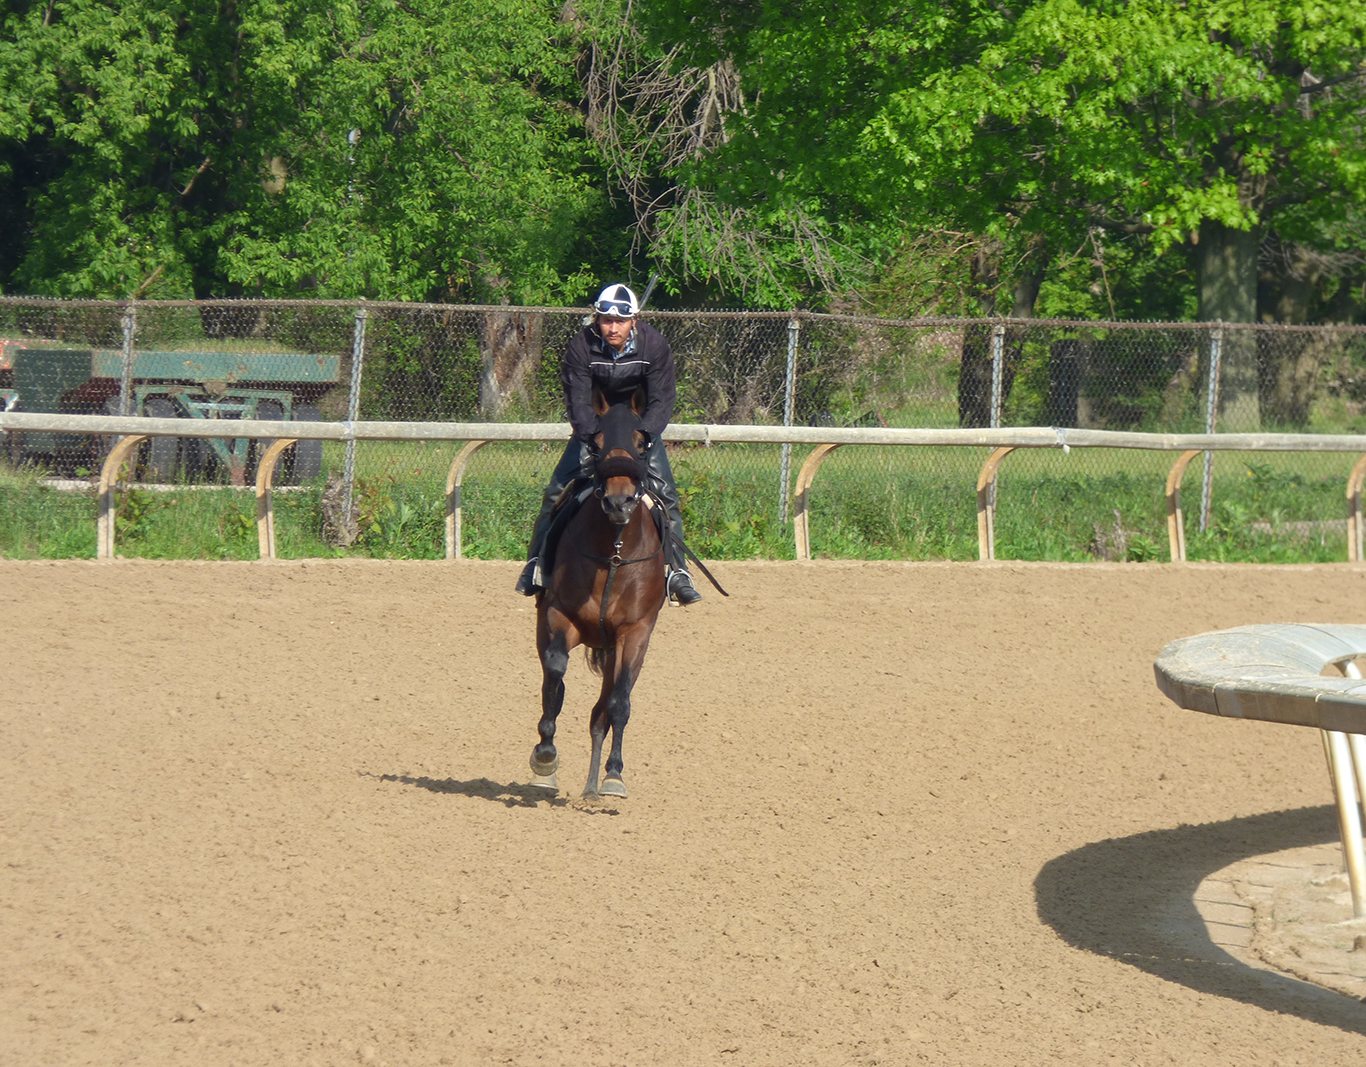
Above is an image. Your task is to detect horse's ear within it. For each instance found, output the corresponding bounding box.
[631,386,646,417]
[592,386,610,417]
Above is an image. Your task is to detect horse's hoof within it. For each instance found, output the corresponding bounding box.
[529,753,559,776]
[599,777,628,798]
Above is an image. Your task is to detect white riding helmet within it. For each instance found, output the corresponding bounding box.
[593,283,639,318]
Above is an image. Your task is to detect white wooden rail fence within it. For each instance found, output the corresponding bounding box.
[5,411,1366,562]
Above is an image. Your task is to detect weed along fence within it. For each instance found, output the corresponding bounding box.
[6,408,1366,564]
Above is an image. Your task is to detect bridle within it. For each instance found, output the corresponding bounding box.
[581,449,663,642]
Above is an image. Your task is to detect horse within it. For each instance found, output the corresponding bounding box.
[528,386,668,799]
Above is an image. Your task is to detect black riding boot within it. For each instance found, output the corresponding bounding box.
[666,513,702,605]
[644,440,701,606]
[514,510,553,595]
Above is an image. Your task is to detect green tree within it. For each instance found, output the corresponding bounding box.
[646,0,1366,426]
[223,0,603,303]
[1,0,609,302]
[0,0,244,296]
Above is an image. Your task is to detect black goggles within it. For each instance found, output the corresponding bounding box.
[594,300,635,317]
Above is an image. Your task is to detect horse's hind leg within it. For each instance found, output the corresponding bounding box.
[585,627,652,799]
[582,659,618,799]
[599,663,633,798]
[532,617,574,791]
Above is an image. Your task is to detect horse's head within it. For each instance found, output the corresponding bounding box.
[591,386,647,526]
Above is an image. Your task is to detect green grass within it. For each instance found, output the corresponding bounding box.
[0,463,99,558]
[0,439,1359,563]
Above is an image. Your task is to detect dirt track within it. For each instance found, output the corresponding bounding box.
[3,558,1366,1066]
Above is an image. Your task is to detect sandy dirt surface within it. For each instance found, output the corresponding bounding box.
[4,558,1366,1066]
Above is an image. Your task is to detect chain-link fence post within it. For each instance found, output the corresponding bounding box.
[779,315,800,525]
[989,322,1005,429]
[1200,323,1223,533]
[987,322,1006,512]
[118,302,137,416]
[342,303,368,521]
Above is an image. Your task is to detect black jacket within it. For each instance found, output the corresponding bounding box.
[561,320,676,439]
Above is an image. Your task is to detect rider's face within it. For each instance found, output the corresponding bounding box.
[597,315,634,352]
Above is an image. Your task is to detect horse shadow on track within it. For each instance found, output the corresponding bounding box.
[1035,805,1365,1035]
[367,772,620,814]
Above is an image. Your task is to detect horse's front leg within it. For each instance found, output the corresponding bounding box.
[585,624,654,799]
[532,610,577,791]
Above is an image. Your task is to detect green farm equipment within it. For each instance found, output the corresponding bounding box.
[0,339,340,483]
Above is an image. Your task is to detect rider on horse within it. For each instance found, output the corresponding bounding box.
[515,283,703,606]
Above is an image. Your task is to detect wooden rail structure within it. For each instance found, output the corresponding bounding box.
[5,411,1366,562]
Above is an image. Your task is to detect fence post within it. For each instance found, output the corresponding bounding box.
[989,323,1005,429]
[343,303,368,522]
[118,303,137,416]
[987,323,1006,516]
[779,315,800,525]
[1200,323,1223,533]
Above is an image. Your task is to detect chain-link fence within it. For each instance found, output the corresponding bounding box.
[3,296,1366,563]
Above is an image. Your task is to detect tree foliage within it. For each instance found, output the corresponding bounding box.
[644,0,1366,319]
[4,0,1364,324]
[1,0,236,296]
[1,0,607,301]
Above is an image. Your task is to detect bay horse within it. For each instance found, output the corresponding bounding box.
[529,386,667,799]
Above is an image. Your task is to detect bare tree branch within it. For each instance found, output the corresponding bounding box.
[581,3,862,300]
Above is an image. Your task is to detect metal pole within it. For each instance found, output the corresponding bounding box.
[342,304,368,522]
[779,316,799,525]
[989,323,1005,512]
[1338,663,1366,916]
[1325,728,1366,919]
[1200,324,1223,533]
[989,323,1005,430]
[118,303,137,416]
